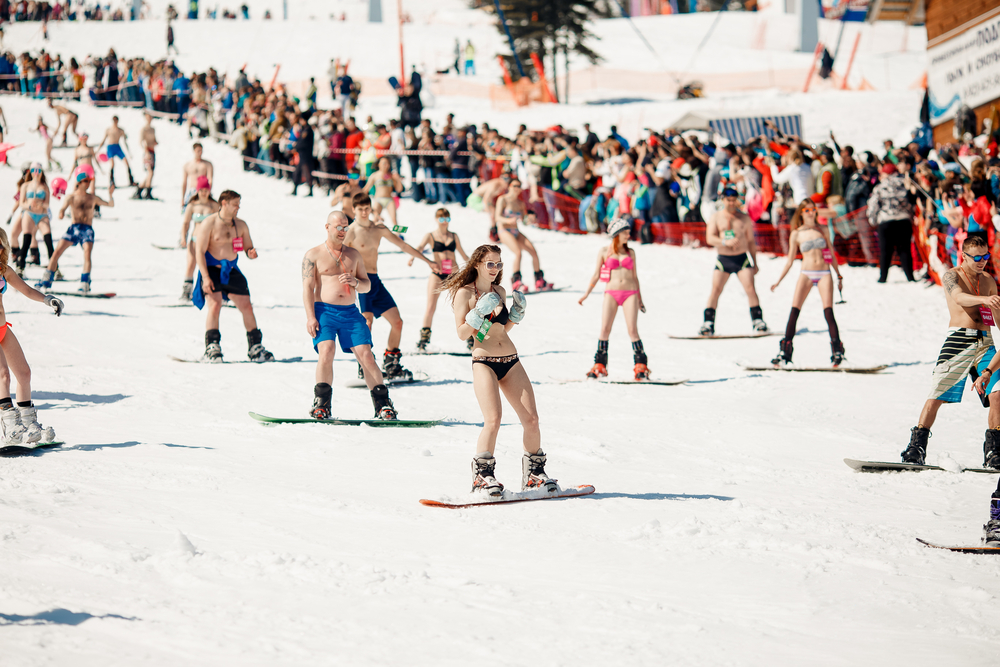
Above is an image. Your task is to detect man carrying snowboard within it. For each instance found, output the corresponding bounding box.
[302,211,397,420]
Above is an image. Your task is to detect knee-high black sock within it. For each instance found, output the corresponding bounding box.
[784,307,800,340]
[632,339,647,365]
[750,305,763,322]
[42,233,53,259]
[595,339,608,365]
[17,235,31,268]
[824,307,840,341]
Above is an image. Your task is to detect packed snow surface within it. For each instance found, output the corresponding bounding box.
[0,10,997,664]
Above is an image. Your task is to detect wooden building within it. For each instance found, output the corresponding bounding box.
[925,0,1000,143]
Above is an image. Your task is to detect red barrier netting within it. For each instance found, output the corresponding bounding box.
[539,189,586,235]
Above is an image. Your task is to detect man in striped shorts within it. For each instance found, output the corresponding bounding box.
[904,236,1000,469]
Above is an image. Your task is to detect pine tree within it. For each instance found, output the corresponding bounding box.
[483,0,605,101]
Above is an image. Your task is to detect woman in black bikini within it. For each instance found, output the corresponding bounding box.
[442,245,557,498]
[410,207,469,351]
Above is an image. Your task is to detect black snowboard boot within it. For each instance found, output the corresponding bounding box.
[247,328,275,362]
[370,384,397,420]
[311,383,332,420]
[416,327,431,351]
[771,338,793,366]
[28,247,40,266]
[901,426,930,465]
[984,429,1000,470]
[984,497,1000,546]
[831,339,845,367]
[382,348,412,381]
[204,329,222,362]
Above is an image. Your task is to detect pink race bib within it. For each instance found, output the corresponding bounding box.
[822,248,833,264]
[600,266,611,283]
[232,236,244,252]
[441,258,453,275]
[982,306,996,327]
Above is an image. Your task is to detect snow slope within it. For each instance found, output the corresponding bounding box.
[0,90,998,665]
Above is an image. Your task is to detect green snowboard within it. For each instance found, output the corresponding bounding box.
[249,412,442,427]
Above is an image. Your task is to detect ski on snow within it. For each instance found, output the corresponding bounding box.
[344,371,430,388]
[48,291,116,299]
[249,411,442,427]
[420,484,596,508]
[670,332,778,340]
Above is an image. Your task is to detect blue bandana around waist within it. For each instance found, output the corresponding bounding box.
[192,251,238,310]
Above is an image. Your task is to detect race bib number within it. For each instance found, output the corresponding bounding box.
[232,236,244,252]
[475,319,491,342]
[982,306,996,327]
[392,225,408,234]
[822,248,833,264]
[723,230,736,241]
[600,265,611,282]
[441,258,453,275]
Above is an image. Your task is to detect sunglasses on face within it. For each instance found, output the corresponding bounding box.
[801,206,817,213]
[30,168,40,174]
[484,261,503,270]
[966,251,991,262]
[333,225,349,232]
[437,217,450,222]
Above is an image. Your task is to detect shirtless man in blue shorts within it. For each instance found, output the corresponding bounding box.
[302,211,397,420]
[96,116,134,187]
[38,166,113,294]
[344,193,438,381]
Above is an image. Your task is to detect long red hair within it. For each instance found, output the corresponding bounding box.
[611,234,629,256]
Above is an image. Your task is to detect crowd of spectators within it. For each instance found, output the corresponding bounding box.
[2,43,995,286]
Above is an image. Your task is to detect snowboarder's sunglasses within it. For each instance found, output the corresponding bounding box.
[437,216,450,222]
[333,224,350,232]
[485,261,503,270]
[965,251,991,262]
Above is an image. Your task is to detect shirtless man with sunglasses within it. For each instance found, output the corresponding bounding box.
[901,236,1000,470]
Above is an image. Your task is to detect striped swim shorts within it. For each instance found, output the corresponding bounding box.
[928,327,1000,403]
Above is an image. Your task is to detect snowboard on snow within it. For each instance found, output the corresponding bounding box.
[170,356,303,364]
[559,377,687,386]
[916,538,1000,554]
[843,458,998,474]
[411,350,472,357]
[506,287,564,297]
[0,441,64,457]
[48,291,116,299]
[151,243,183,250]
[746,365,888,373]
[420,484,596,509]
[344,371,430,388]
[249,411,442,427]
[670,332,778,340]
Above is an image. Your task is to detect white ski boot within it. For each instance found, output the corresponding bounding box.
[18,405,54,444]
[1,406,28,445]
[522,450,558,493]
[472,452,504,497]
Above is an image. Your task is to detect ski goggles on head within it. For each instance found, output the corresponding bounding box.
[348,173,360,180]
[965,251,991,262]
[485,261,503,270]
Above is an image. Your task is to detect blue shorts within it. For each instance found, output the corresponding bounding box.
[312,302,373,353]
[106,144,125,160]
[62,223,95,246]
[357,273,397,319]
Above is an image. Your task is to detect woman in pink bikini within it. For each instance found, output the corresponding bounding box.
[578,217,648,380]
[769,199,845,367]
[409,207,469,352]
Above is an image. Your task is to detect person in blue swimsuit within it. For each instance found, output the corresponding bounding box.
[38,167,113,295]
[96,116,134,187]
[193,190,274,362]
[302,211,398,420]
[14,163,50,274]
[179,175,219,301]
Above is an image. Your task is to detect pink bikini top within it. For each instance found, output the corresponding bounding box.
[604,255,634,271]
